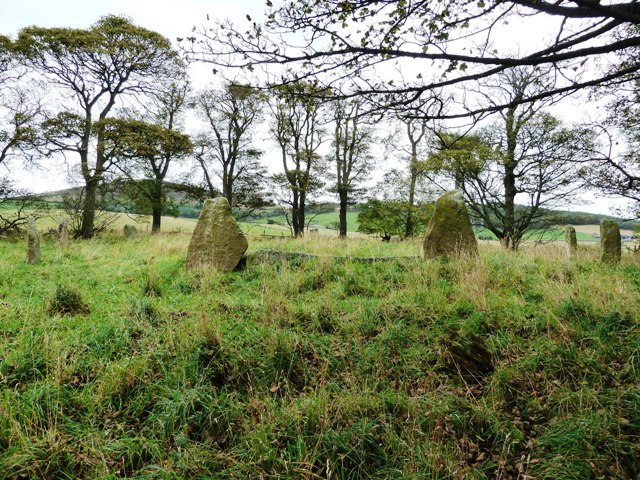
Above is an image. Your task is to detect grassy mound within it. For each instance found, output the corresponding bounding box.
[0,234,638,478]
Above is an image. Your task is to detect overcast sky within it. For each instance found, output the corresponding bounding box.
[0,1,631,215]
[0,0,256,39]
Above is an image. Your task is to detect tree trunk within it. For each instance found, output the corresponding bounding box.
[151,178,163,234]
[79,180,97,239]
[503,165,517,250]
[338,188,348,238]
[295,191,306,237]
[503,103,518,251]
[405,159,418,238]
[223,172,233,207]
[151,205,162,233]
[291,190,303,237]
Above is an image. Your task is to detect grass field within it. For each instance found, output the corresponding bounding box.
[25,210,636,244]
[0,232,639,478]
[260,211,361,231]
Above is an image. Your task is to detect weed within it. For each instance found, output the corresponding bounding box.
[130,298,159,324]
[47,285,89,316]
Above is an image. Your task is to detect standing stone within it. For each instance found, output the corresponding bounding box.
[27,217,41,264]
[186,197,248,271]
[123,224,138,239]
[58,217,69,248]
[422,190,478,259]
[600,220,621,265]
[565,225,577,260]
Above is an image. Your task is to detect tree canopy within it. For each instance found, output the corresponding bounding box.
[16,15,182,238]
[192,82,268,217]
[186,1,640,119]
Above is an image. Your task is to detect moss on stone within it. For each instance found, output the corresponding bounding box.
[565,225,577,260]
[186,197,248,271]
[421,190,478,259]
[600,219,621,265]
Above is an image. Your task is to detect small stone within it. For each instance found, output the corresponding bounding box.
[58,217,69,248]
[186,197,248,271]
[422,190,478,259]
[27,217,41,264]
[565,225,577,260]
[123,224,138,239]
[600,220,621,265]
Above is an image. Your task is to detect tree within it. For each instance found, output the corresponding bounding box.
[326,98,375,237]
[0,35,43,169]
[59,184,119,238]
[185,1,640,119]
[270,82,327,237]
[435,119,593,250]
[115,77,192,233]
[372,167,437,236]
[0,35,14,80]
[0,89,46,234]
[581,133,640,219]
[97,117,193,233]
[0,39,48,234]
[0,86,42,169]
[429,67,597,250]
[388,113,434,237]
[17,15,180,238]
[192,82,268,217]
[432,116,595,251]
[579,74,640,218]
[0,179,49,236]
[357,198,433,241]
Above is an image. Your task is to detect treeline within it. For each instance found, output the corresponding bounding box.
[1,12,639,249]
[554,211,639,230]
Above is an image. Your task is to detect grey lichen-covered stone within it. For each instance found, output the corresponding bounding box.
[186,197,248,271]
[565,225,577,260]
[123,224,138,239]
[58,217,69,248]
[422,190,478,259]
[600,220,621,265]
[27,217,41,264]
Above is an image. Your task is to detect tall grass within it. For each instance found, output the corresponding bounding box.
[0,232,638,478]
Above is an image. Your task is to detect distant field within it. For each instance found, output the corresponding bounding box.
[257,211,360,231]
[575,224,634,236]
[8,209,638,242]
[477,225,635,243]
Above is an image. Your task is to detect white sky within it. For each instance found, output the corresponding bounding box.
[0,0,633,215]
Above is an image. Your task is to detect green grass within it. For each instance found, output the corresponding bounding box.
[476,226,599,242]
[257,211,360,232]
[0,234,639,478]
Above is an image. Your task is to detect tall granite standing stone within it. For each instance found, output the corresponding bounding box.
[27,217,41,264]
[58,217,69,248]
[565,225,577,260]
[123,224,138,239]
[422,190,478,259]
[600,220,621,265]
[186,197,248,271]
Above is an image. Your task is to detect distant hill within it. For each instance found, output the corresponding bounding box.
[550,209,638,230]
